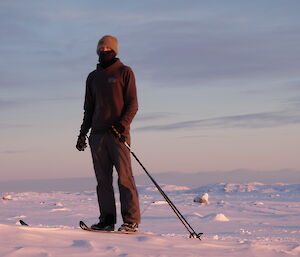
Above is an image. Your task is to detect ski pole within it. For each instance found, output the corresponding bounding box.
[111,126,203,240]
[141,201,155,215]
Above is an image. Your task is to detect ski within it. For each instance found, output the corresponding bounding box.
[79,221,149,236]
[19,219,152,236]
[19,220,29,226]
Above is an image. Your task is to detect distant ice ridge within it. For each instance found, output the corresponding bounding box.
[145,184,190,192]
[189,182,300,194]
[2,194,12,200]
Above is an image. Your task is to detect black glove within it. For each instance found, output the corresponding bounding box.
[111,123,126,143]
[76,135,87,151]
[114,122,125,134]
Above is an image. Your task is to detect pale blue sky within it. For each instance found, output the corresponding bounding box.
[1,1,300,181]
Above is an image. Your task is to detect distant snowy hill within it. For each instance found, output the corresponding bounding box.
[1,182,299,256]
[1,169,299,192]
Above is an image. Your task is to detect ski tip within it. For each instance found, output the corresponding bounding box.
[19,220,29,226]
[79,220,89,230]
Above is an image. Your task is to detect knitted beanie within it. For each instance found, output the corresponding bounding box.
[96,35,118,56]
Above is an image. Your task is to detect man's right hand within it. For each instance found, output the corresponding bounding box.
[76,135,87,151]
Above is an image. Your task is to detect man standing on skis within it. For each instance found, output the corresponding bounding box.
[76,35,141,232]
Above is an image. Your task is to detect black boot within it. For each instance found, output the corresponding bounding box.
[91,222,115,231]
[118,223,138,232]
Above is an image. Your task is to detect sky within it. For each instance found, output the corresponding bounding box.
[1,0,300,181]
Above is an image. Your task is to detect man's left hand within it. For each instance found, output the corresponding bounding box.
[114,122,125,134]
[111,123,126,142]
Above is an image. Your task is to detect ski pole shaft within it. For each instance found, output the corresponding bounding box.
[130,150,201,239]
[111,126,202,240]
[141,201,155,215]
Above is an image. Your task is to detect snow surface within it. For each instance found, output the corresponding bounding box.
[1,182,300,257]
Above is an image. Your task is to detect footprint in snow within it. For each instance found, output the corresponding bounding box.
[8,247,50,257]
[136,236,150,242]
[118,254,128,257]
[71,240,93,249]
[105,246,123,254]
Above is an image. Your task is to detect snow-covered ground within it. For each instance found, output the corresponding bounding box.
[1,182,300,257]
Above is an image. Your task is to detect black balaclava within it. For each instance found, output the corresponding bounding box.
[99,50,117,69]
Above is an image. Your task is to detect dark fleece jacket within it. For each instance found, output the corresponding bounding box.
[80,59,138,136]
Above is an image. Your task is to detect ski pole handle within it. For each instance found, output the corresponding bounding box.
[111,125,121,138]
[111,125,129,146]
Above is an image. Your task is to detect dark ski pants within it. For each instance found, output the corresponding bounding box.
[89,132,141,225]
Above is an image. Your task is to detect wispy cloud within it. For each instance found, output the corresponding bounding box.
[135,112,176,122]
[1,1,300,92]
[0,96,81,111]
[0,99,24,109]
[136,110,300,132]
[285,80,300,91]
[0,150,28,155]
[124,17,300,87]
[0,123,32,129]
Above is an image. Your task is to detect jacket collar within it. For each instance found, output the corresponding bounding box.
[96,58,121,71]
